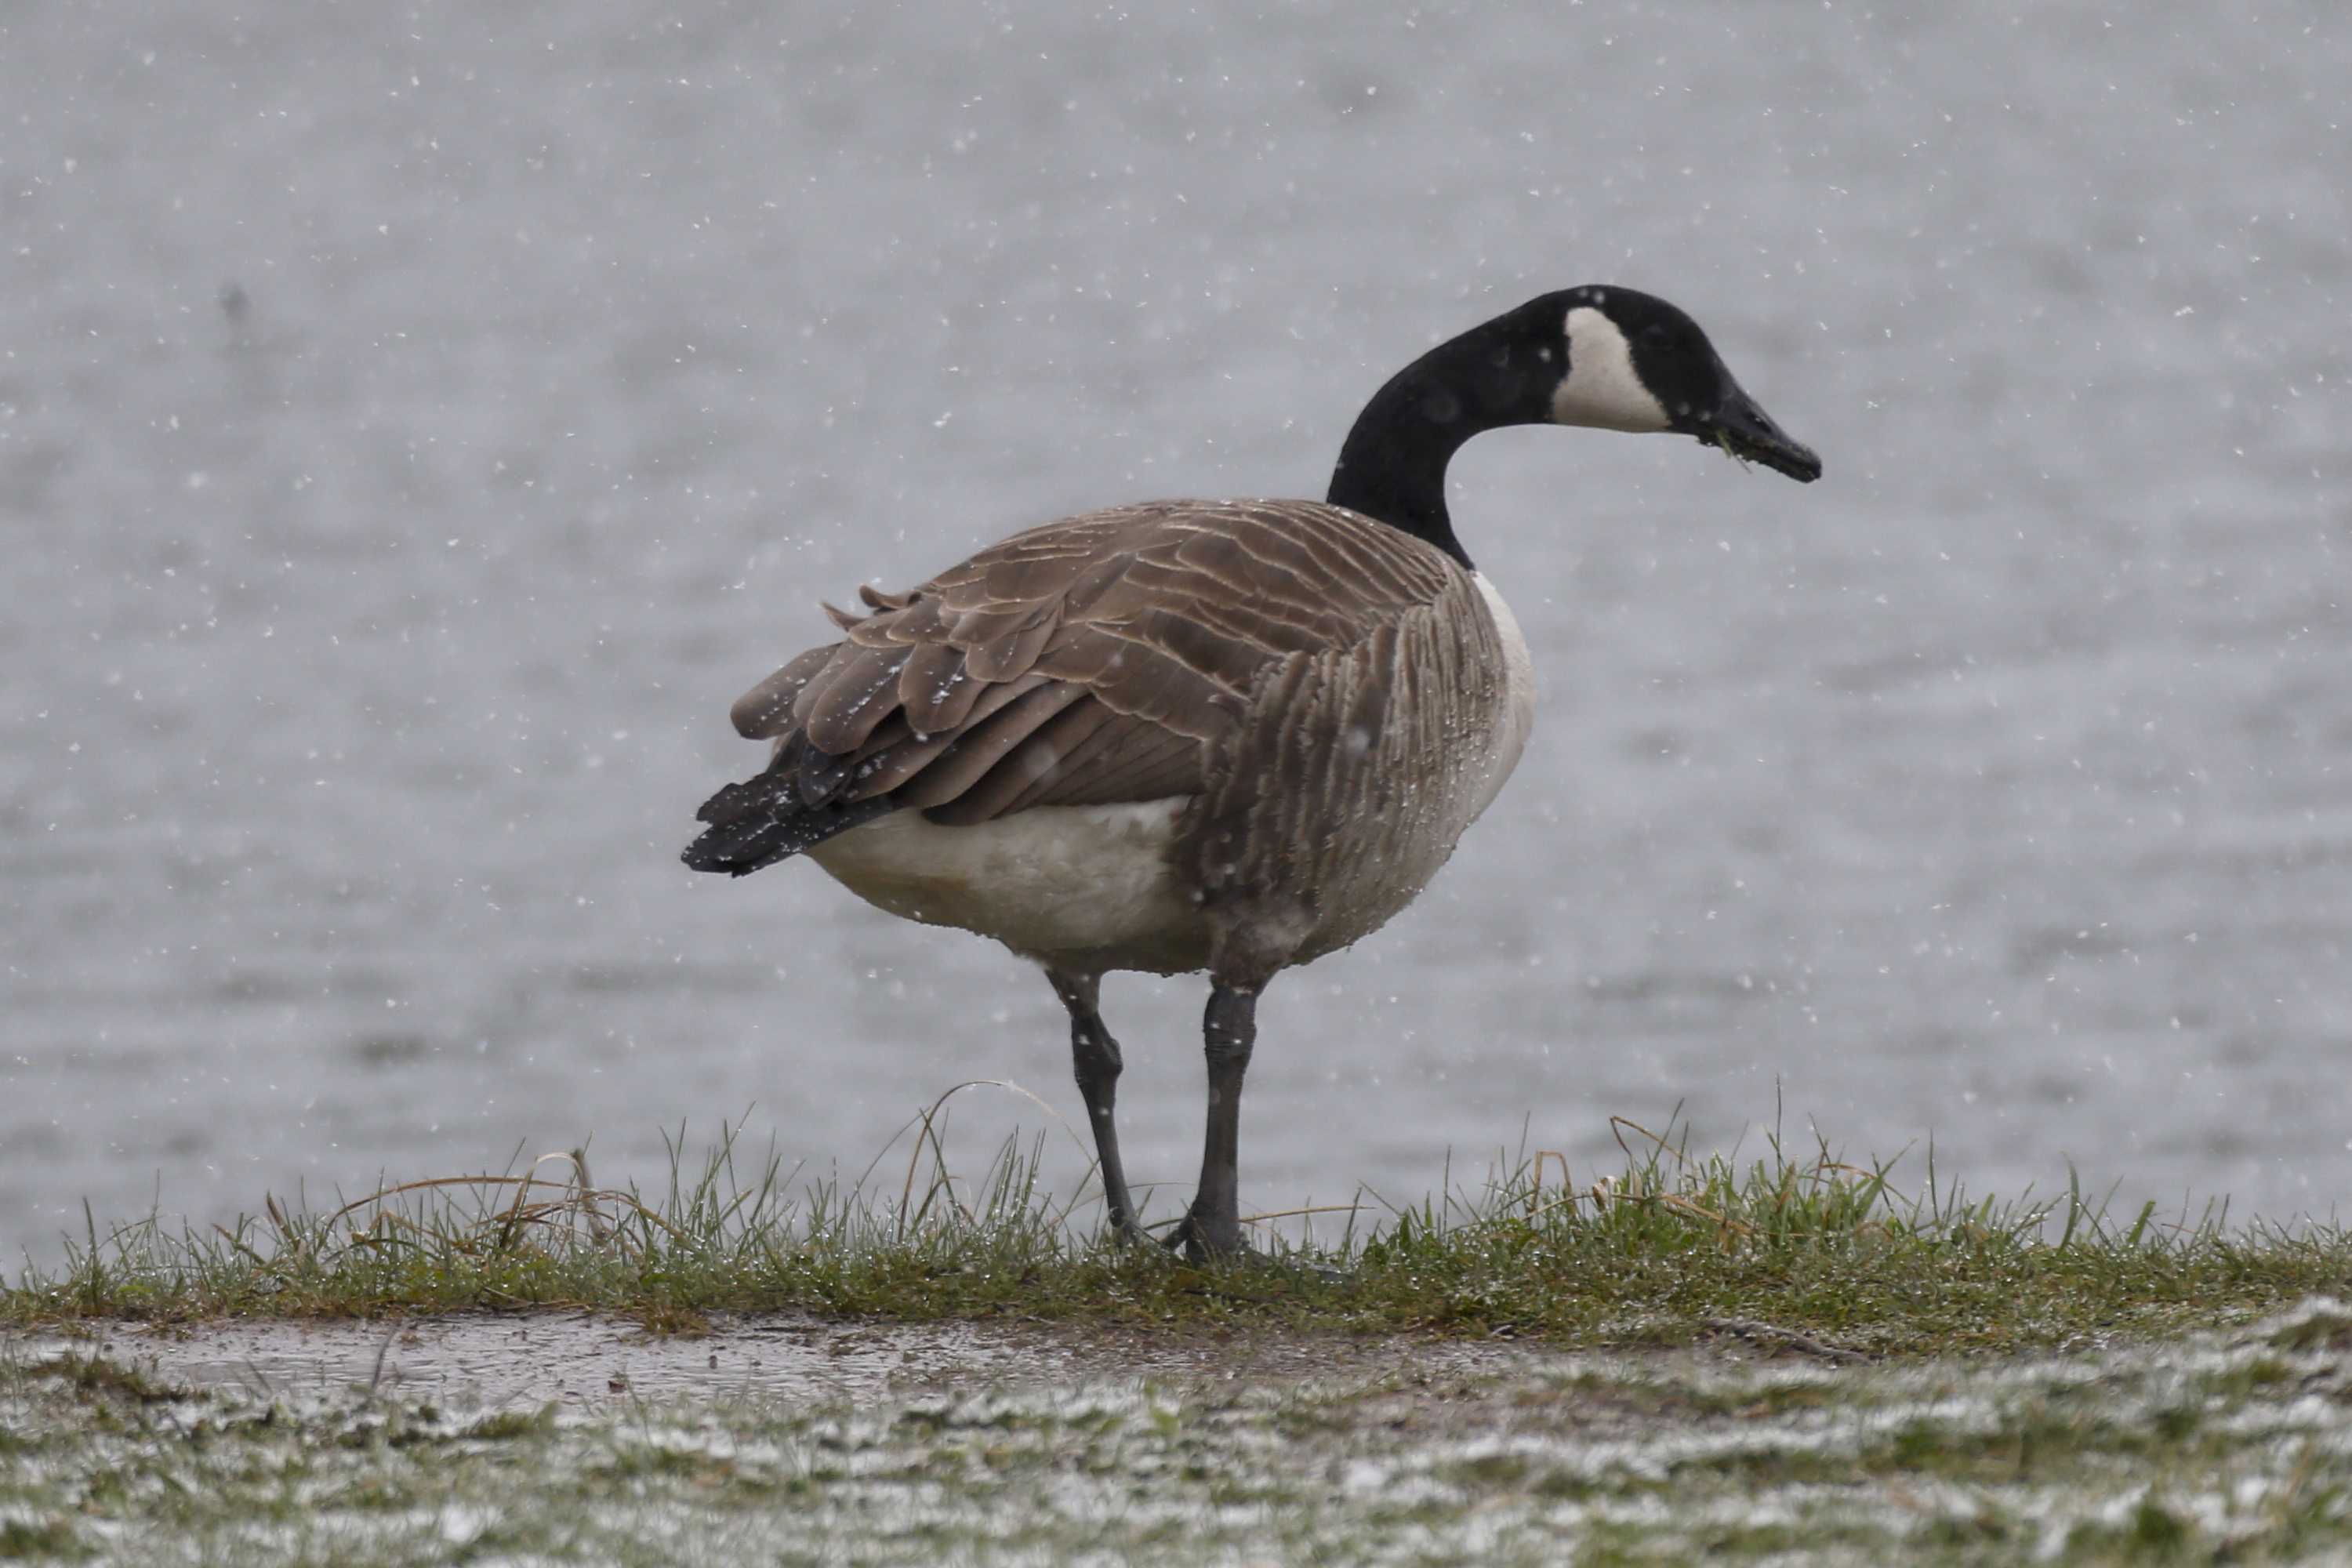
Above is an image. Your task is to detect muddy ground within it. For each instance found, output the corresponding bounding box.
[13,1310,1573,1410]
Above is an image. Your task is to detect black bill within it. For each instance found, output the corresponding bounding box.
[1699,373,1822,483]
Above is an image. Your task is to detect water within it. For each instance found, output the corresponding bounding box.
[3,2,2347,1262]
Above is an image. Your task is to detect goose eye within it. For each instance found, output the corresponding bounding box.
[1639,323,1674,349]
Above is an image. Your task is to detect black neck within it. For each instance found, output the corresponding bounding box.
[1325,314,1555,572]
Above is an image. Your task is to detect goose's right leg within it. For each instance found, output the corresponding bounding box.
[1047,970,1149,1246]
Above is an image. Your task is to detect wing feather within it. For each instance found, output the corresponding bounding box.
[729,645,834,740]
[892,683,1091,813]
[800,645,912,755]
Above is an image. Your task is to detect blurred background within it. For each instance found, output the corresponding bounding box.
[2,1,2347,1264]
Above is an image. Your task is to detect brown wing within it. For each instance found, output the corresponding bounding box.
[719,499,1459,832]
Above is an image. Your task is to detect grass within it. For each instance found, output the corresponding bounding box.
[4,1102,2347,1353]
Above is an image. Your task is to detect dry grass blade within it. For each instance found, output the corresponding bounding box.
[1527,1150,1572,1210]
[570,1147,612,1245]
[319,1174,576,1234]
[1610,1113,1683,1166]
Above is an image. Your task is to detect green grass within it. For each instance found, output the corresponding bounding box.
[5,1106,2347,1353]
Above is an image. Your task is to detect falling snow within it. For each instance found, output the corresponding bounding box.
[2,2,2348,1261]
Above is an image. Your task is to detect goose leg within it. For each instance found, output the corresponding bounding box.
[1171,982,1258,1260]
[1047,969,1149,1246]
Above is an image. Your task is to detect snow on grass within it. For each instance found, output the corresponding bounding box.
[6,1298,2352,1564]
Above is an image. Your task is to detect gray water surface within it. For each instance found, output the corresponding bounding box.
[3,2,2348,1263]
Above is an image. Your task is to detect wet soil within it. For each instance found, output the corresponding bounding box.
[9,1312,1566,1410]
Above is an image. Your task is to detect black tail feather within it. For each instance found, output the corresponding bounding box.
[681,752,895,877]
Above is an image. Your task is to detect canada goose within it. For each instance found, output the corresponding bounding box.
[684,286,1820,1258]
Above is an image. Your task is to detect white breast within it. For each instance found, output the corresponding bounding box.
[1469,571,1537,821]
[805,797,1207,971]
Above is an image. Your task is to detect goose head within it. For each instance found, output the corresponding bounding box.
[1329,285,1822,567]
[1542,285,1821,482]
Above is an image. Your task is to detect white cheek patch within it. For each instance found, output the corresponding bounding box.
[1552,306,1671,432]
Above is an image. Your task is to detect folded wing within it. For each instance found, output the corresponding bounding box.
[683,499,1454,874]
